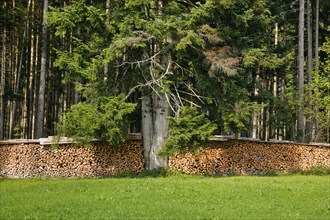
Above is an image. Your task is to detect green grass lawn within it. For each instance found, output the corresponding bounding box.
[1,174,329,220]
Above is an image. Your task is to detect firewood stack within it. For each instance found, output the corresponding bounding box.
[1,139,329,178]
[168,140,330,175]
[0,140,144,178]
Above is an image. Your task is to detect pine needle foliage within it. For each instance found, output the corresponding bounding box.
[221,100,259,137]
[55,94,136,146]
[160,106,217,157]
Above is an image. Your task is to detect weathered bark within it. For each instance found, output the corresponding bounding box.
[142,93,169,169]
[35,0,48,138]
[297,0,305,142]
[141,0,170,169]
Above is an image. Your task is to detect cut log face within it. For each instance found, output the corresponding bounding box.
[142,93,169,170]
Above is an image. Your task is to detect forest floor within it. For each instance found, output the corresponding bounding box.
[0,173,329,219]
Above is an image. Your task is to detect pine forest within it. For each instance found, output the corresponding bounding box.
[1,0,329,165]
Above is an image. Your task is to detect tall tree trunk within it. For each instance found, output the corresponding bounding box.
[22,0,35,138]
[103,0,110,84]
[281,22,288,140]
[55,30,67,129]
[142,93,169,169]
[305,0,313,143]
[35,0,48,138]
[251,72,259,139]
[31,32,40,138]
[297,0,305,143]
[73,28,80,105]
[0,26,6,140]
[268,79,273,140]
[274,23,279,140]
[142,0,169,169]
[27,0,35,139]
[9,0,31,139]
[314,0,319,142]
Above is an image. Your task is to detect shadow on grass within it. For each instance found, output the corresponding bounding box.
[111,165,330,179]
[2,166,328,180]
[112,168,184,178]
[111,168,278,179]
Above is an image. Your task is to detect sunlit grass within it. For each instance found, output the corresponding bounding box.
[1,174,329,219]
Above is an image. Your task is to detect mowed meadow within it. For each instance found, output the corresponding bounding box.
[1,173,329,219]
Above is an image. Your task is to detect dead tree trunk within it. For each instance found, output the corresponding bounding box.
[141,0,171,169]
[142,92,169,169]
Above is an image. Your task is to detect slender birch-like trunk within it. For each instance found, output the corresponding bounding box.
[297,0,305,142]
[35,0,48,138]
[305,0,313,143]
[314,0,319,141]
[0,24,6,140]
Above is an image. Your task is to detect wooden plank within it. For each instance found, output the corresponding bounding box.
[0,139,39,145]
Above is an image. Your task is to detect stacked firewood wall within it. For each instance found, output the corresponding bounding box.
[169,140,330,175]
[1,139,329,178]
[0,140,143,178]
